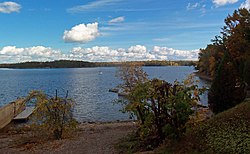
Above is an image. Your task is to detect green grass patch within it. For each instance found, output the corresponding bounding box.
[116,100,250,153]
[159,99,250,153]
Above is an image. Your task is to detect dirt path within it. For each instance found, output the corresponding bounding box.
[0,122,137,154]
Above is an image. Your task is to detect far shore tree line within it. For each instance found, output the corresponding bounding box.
[0,60,196,69]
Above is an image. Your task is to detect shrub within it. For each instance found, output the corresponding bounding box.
[28,90,78,140]
[122,75,205,147]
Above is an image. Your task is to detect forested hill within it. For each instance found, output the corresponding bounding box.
[0,60,197,68]
[0,60,95,68]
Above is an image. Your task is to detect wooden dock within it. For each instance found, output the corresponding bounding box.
[0,99,26,129]
[0,99,36,129]
[13,106,35,120]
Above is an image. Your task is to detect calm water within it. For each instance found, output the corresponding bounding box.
[0,66,209,122]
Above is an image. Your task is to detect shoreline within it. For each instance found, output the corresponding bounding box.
[0,65,195,69]
[194,71,213,82]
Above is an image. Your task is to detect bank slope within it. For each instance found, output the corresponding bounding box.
[160,99,250,154]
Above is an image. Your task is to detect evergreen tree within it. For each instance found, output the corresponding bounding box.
[208,54,246,113]
[199,8,250,113]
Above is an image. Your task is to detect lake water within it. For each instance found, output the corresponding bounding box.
[0,66,210,122]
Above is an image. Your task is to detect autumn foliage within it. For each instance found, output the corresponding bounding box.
[198,8,250,113]
[117,63,205,148]
[28,90,77,139]
[116,62,148,92]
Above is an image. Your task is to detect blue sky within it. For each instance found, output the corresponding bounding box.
[0,0,249,63]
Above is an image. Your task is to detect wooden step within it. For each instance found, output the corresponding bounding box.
[13,107,35,120]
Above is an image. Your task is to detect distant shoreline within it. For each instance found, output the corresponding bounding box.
[0,60,197,69]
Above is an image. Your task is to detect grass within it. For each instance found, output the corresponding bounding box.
[116,99,250,154]
[158,99,250,154]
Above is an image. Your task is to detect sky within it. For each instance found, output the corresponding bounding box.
[0,0,249,63]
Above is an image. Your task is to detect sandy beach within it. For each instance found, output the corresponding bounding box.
[0,121,137,154]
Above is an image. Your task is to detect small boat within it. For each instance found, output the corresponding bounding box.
[99,71,103,75]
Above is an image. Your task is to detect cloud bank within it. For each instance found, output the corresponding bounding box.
[63,23,100,43]
[0,1,21,13]
[0,46,65,63]
[0,45,199,63]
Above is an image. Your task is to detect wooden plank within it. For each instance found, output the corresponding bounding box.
[0,99,25,129]
[13,107,35,120]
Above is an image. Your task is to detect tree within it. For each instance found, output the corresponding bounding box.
[197,43,225,79]
[197,9,250,113]
[222,8,250,82]
[198,9,250,83]
[208,9,250,113]
[28,90,77,139]
[116,62,148,92]
[208,55,246,113]
[121,75,205,147]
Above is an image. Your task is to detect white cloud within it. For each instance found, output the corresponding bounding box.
[212,0,238,6]
[240,0,250,9]
[69,45,198,62]
[0,1,21,13]
[63,23,100,44]
[109,16,125,24]
[186,2,206,15]
[69,46,121,61]
[0,45,199,63]
[186,3,200,10]
[0,46,66,63]
[151,46,199,60]
[67,0,122,13]
[128,45,147,54]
